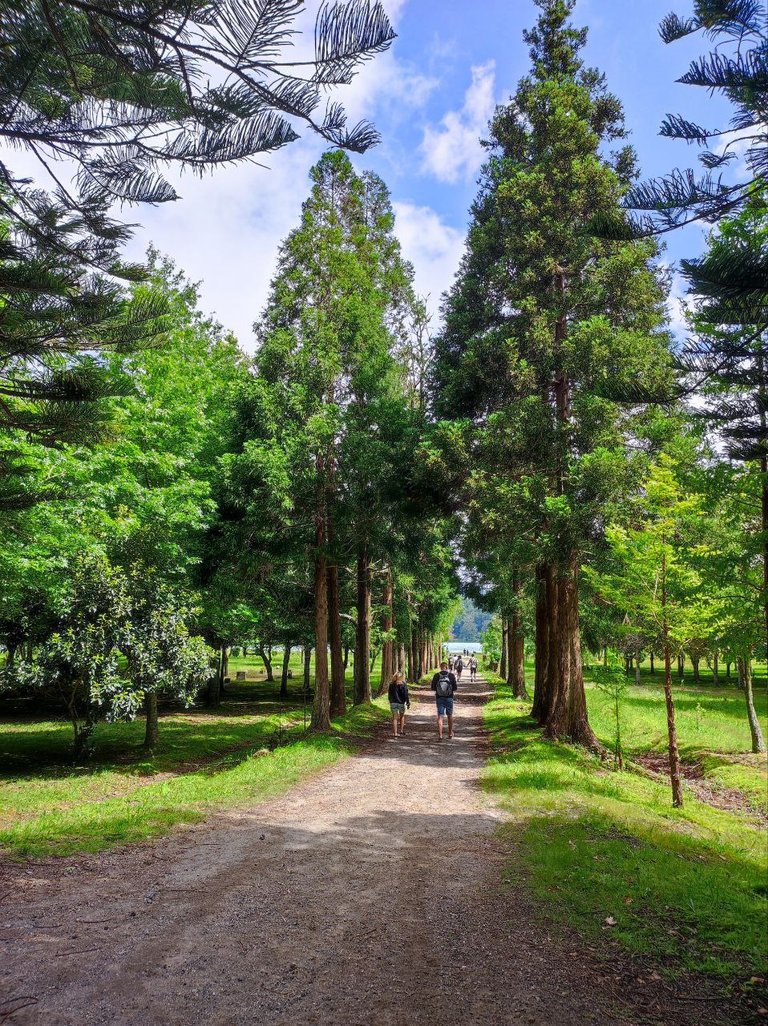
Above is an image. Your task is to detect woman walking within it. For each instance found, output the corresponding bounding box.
[388,671,411,737]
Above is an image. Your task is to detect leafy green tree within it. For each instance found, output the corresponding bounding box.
[434,0,672,746]
[2,554,131,759]
[482,617,502,671]
[1,255,240,745]
[678,193,768,656]
[124,575,211,752]
[0,0,394,503]
[587,456,709,805]
[223,150,420,728]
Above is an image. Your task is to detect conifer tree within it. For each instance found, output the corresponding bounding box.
[679,190,768,677]
[221,150,418,729]
[0,0,394,503]
[617,0,767,235]
[434,0,673,746]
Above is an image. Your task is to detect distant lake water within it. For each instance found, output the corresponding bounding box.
[445,641,482,654]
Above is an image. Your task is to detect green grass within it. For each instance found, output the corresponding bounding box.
[582,671,768,815]
[0,673,388,860]
[484,679,768,980]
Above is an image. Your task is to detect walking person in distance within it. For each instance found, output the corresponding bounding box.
[431,661,457,741]
[388,671,410,738]
[469,654,478,682]
[454,655,464,681]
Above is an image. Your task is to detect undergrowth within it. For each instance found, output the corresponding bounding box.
[483,680,767,979]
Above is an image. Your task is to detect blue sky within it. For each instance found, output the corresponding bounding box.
[118,0,737,347]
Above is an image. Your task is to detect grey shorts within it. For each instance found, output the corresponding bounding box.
[390,702,406,715]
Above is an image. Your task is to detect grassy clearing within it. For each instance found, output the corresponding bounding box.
[484,679,768,980]
[583,671,768,814]
[0,675,388,860]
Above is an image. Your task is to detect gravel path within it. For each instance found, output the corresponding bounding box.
[0,677,744,1025]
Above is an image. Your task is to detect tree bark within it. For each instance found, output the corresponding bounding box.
[677,653,685,679]
[353,546,372,704]
[144,691,159,751]
[661,551,684,807]
[258,643,273,682]
[542,558,599,748]
[500,616,508,681]
[649,651,655,674]
[635,659,641,685]
[311,460,330,731]
[761,451,768,664]
[532,564,551,722]
[303,646,312,694]
[739,656,766,753]
[712,650,719,687]
[378,569,394,696]
[280,643,291,699]
[691,655,700,683]
[509,574,528,699]
[327,562,346,717]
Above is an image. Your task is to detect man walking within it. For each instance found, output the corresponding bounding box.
[469,654,478,682]
[431,661,458,741]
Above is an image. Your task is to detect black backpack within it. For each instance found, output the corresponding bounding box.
[435,672,453,698]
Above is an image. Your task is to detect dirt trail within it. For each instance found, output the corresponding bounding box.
[0,678,740,1025]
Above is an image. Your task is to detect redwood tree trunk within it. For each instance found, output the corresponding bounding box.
[144,691,159,751]
[353,546,371,704]
[739,656,766,754]
[378,570,394,696]
[311,462,330,731]
[327,563,346,716]
[500,616,508,680]
[543,558,599,748]
[510,605,527,699]
[532,564,551,722]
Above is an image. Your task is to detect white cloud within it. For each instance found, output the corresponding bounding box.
[666,269,693,339]
[392,201,465,317]
[0,0,464,351]
[419,61,496,184]
[125,140,327,351]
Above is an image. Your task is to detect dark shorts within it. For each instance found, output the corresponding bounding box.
[436,696,454,716]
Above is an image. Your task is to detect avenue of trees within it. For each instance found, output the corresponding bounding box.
[0,0,766,806]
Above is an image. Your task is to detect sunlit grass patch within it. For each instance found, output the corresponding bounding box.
[0,693,388,859]
[483,684,768,978]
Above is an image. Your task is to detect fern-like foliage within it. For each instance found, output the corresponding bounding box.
[0,0,394,507]
[615,1,767,236]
